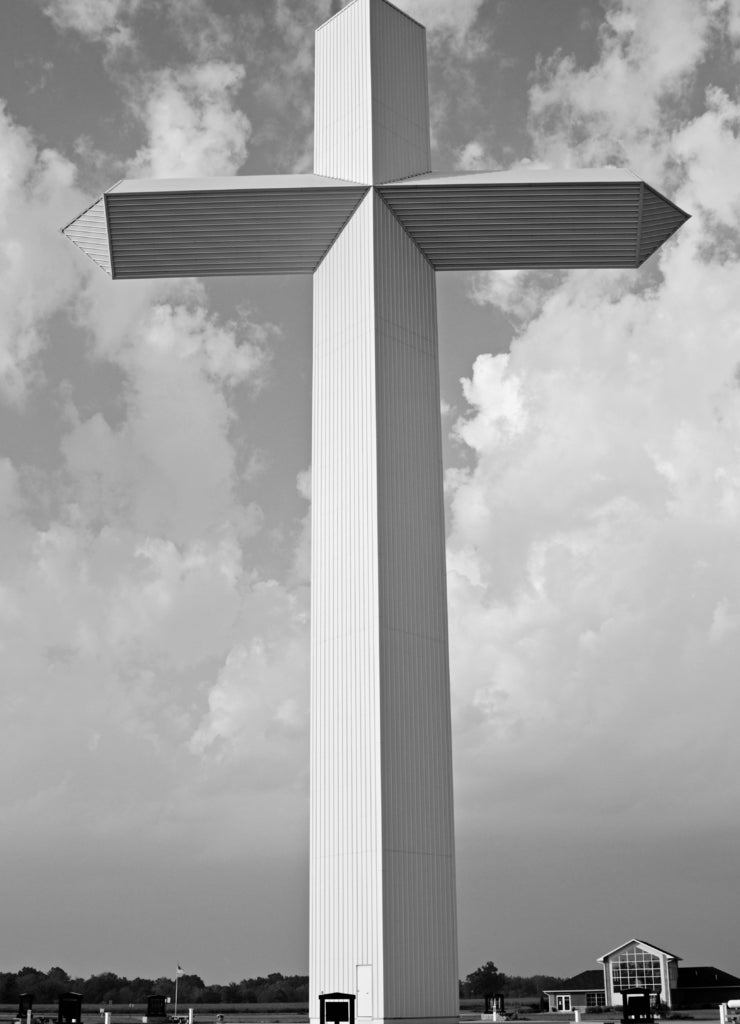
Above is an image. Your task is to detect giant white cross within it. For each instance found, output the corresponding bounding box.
[63,2,688,1022]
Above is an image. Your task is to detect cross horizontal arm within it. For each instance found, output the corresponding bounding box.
[62,174,368,278]
[379,168,690,270]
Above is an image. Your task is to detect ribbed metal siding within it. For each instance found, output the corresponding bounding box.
[369,0,431,184]
[373,192,458,1021]
[105,186,367,278]
[310,191,458,1024]
[314,0,431,186]
[61,196,112,276]
[379,181,645,269]
[638,184,689,264]
[314,0,372,183]
[310,192,384,1022]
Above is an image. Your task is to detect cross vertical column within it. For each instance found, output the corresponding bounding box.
[311,3,457,1021]
[310,186,458,1024]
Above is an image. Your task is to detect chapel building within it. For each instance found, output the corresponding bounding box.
[543,939,740,1012]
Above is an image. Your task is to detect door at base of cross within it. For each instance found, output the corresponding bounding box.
[357,966,372,1019]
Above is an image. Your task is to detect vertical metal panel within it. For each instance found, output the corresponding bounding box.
[311,192,384,1020]
[61,196,112,276]
[373,193,458,1021]
[310,189,458,1024]
[369,0,431,183]
[314,0,431,185]
[314,0,372,183]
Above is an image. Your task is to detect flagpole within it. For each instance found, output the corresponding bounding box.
[174,970,179,1019]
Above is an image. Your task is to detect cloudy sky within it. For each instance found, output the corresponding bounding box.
[1,0,739,991]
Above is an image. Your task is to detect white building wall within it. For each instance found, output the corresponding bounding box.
[314,0,431,185]
[309,190,457,1024]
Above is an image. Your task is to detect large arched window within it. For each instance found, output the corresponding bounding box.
[611,948,662,992]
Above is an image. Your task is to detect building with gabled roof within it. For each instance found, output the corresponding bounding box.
[676,967,740,1007]
[543,939,740,1012]
[598,939,681,1008]
[543,971,606,1013]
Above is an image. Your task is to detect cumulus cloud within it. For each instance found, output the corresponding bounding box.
[0,103,90,402]
[469,268,567,323]
[42,0,143,51]
[189,586,308,770]
[398,0,486,49]
[528,0,718,178]
[127,62,251,179]
[455,138,498,171]
[62,303,268,543]
[0,503,309,853]
[5,0,302,870]
[166,0,240,62]
[448,0,740,841]
[450,263,740,831]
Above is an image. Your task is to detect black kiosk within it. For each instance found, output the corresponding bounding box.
[146,996,167,1021]
[620,989,654,1024]
[319,993,355,1024]
[58,994,83,1024]
[18,995,34,1020]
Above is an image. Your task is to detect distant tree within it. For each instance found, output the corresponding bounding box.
[85,972,122,1003]
[177,976,205,1004]
[465,962,502,997]
[289,979,309,1002]
[181,976,204,990]
[15,970,45,1002]
[130,977,154,1003]
[259,982,288,1003]
[0,973,18,1002]
[502,975,566,998]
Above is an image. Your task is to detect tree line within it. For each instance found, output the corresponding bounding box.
[0,963,565,1006]
[0,968,308,1006]
[461,962,566,1000]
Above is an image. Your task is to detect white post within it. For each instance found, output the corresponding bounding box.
[174,977,179,1020]
[719,1004,727,1024]
[105,1014,111,1024]
[574,1011,581,1023]
[27,1011,32,1024]
[188,1011,193,1024]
